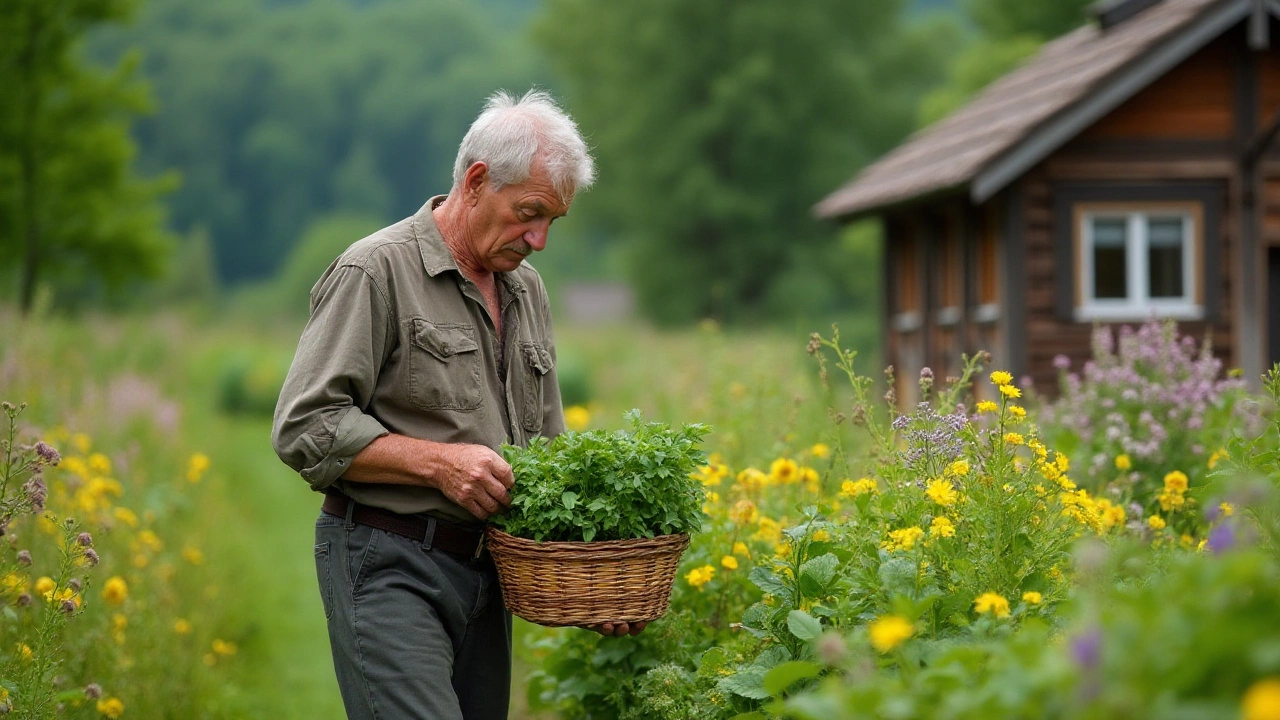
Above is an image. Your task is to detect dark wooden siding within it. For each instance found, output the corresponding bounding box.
[1078,34,1235,142]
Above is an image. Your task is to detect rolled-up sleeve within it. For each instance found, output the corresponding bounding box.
[272,263,393,491]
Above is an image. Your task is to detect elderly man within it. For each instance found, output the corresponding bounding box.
[271,90,640,720]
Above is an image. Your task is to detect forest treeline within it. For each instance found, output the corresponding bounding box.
[1,0,1092,323]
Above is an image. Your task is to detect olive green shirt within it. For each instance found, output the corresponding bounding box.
[271,196,565,524]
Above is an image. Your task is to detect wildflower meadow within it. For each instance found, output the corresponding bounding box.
[3,309,1280,719]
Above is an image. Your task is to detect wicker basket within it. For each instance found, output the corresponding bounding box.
[484,527,690,627]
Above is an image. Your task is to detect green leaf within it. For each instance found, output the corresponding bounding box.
[787,610,823,641]
[561,491,579,510]
[718,668,772,700]
[799,553,839,596]
[762,660,822,696]
[749,567,790,596]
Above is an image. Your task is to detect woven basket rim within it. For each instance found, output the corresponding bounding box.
[485,526,690,561]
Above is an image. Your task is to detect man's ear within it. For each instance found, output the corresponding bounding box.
[463,162,489,205]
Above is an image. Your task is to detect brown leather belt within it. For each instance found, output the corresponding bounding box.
[322,491,486,561]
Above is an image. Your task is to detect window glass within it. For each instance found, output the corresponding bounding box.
[1092,218,1128,299]
[1147,217,1184,298]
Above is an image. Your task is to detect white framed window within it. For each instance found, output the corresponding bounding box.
[1075,204,1203,321]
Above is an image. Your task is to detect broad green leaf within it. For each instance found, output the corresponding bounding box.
[787,610,823,641]
[762,660,822,696]
[799,553,839,596]
[749,567,790,596]
[718,668,772,700]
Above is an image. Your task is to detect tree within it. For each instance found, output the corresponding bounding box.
[535,0,958,325]
[0,0,174,312]
[921,0,1094,124]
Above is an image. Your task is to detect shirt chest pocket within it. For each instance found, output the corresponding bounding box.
[519,340,554,434]
[407,319,483,411]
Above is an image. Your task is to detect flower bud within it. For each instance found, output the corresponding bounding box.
[84,683,102,700]
[16,550,31,566]
[76,533,93,547]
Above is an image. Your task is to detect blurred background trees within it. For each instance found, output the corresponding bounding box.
[2,0,1102,331]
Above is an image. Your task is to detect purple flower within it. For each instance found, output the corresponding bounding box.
[23,475,46,514]
[1070,628,1103,669]
[1207,522,1236,553]
[34,442,60,466]
[1053,354,1071,370]
[83,549,99,567]
[76,533,93,548]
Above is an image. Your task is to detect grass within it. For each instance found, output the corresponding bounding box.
[0,305,876,716]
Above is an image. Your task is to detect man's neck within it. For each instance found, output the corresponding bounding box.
[432,193,493,287]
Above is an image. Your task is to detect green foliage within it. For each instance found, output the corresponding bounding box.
[0,0,175,312]
[535,0,959,326]
[89,0,544,285]
[497,411,709,542]
[964,0,1094,40]
[215,349,292,418]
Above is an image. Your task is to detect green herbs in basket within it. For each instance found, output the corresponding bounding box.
[496,410,709,543]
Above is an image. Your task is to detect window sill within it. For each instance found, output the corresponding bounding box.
[1074,303,1203,322]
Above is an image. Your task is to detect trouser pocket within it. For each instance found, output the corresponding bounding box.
[314,541,334,620]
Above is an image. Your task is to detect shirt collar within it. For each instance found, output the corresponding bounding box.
[412,195,527,295]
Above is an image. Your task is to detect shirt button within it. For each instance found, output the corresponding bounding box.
[337,459,345,466]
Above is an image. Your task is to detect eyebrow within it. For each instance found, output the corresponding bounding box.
[522,201,567,219]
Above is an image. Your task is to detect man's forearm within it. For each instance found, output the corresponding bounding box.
[343,434,444,487]
[342,434,516,520]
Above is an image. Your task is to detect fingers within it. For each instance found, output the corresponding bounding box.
[490,455,514,489]
[589,622,647,637]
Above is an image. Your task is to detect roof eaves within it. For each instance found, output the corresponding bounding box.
[971,0,1253,203]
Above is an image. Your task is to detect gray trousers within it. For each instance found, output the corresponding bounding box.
[315,511,512,720]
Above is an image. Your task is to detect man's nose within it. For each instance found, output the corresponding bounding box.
[523,225,548,251]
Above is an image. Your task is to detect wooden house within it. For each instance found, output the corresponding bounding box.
[815,0,1280,402]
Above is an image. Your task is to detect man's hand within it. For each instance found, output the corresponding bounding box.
[586,621,647,637]
[433,444,514,520]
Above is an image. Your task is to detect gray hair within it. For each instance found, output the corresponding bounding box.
[451,89,595,202]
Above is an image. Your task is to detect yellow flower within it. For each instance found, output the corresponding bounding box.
[990,371,1013,386]
[1158,491,1186,513]
[1163,471,1189,493]
[868,615,914,653]
[1243,677,1280,720]
[186,452,211,483]
[769,458,799,485]
[35,576,56,601]
[563,405,591,431]
[948,459,970,476]
[754,517,783,544]
[96,697,125,719]
[1208,448,1229,470]
[1147,515,1166,530]
[137,530,163,552]
[174,618,192,635]
[736,467,768,492]
[72,432,92,454]
[839,478,878,498]
[212,639,237,656]
[1220,502,1235,517]
[729,500,759,526]
[102,577,129,606]
[684,565,716,589]
[113,507,139,528]
[925,479,958,507]
[182,547,205,566]
[809,443,831,459]
[973,592,1011,618]
[1115,454,1132,471]
[1004,432,1025,446]
[999,384,1021,399]
[930,516,955,538]
[1022,591,1043,605]
[721,555,739,570]
[976,401,999,413]
[812,529,831,542]
[17,644,32,661]
[882,527,925,552]
[88,453,112,475]
[732,541,750,557]
[1008,405,1027,418]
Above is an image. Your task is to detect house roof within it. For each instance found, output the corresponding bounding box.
[814,0,1271,220]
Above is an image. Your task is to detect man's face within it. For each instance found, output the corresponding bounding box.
[467,163,571,273]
